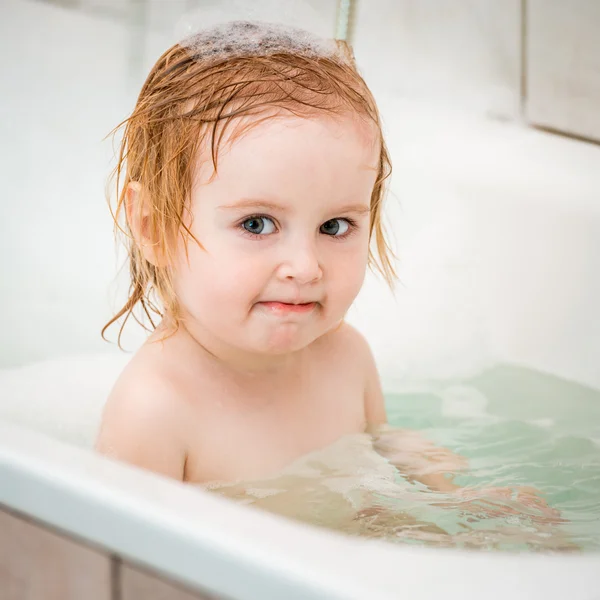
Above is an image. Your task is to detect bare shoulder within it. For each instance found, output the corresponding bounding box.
[320,322,387,426]
[320,321,376,364]
[95,347,192,481]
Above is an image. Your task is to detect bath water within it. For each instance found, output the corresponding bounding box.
[207,364,600,552]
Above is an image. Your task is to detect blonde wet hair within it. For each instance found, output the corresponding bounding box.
[102,24,395,347]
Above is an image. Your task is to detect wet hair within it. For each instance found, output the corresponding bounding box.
[102,22,396,347]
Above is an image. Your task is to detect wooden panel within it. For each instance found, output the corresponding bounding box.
[526,0,600,141]
[121,561,220,600]
[0,508,111,600]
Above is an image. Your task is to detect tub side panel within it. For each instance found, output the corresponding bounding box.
[120,561,221,600]
[0,507,111,600]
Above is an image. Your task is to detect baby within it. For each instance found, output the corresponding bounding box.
[94,20,562,526]
[95,20,397,481]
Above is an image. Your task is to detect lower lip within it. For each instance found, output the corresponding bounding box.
[259,301,317,314]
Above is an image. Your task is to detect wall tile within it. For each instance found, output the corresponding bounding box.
[526,0,600,142]
[351,0,522,119]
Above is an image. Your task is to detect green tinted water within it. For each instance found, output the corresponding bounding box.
[384,364,600,551]
[208,365,600,552]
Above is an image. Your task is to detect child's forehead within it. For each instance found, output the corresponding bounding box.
[195,111,379,177]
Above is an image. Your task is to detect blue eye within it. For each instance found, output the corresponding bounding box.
[242,216,276,235]
[320,219,350,236]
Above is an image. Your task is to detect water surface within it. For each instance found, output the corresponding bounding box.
[207,365,600,552]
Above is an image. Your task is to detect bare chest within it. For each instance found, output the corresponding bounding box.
[182,360,367,483]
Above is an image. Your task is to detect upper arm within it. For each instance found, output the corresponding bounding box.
[95,375,187,481]
[364,347,387,427]
[343,324,387,427]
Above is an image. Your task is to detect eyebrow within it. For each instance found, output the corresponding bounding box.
[218,199,371,215]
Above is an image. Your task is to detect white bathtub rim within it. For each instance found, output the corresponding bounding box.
[1,420,599,600]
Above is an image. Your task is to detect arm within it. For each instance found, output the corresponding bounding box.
[371,428,466,492]
[95,376,188,481]
[360,333,566,526]
[362,339,467,492]
[363,349,565,525]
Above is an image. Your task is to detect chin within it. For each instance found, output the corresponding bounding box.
[260,326,319,355]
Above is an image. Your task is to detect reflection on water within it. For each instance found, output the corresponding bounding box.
[204,365,600,552]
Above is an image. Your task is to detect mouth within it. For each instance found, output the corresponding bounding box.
[258,301,318,314]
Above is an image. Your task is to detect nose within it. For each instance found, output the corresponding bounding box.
[277,237,323,284]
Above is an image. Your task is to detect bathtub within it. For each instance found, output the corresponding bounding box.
[2,103,600,599]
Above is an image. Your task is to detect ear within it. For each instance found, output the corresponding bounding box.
[125,181,162,266]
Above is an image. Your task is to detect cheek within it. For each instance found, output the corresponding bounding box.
[174,240,268,307]
[215,256,269,303]
[326,244,369,299]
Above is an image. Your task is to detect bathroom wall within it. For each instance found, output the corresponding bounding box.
[0,0,141,367]
[525,0,600,142]
[351,0,600,139]
[351,0,522,120]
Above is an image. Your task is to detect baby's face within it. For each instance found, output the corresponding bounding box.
[172,113,379,357]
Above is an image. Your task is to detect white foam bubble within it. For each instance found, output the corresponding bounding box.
[0,353,130,448]
[180,20,343,64]
[175,0,344,64]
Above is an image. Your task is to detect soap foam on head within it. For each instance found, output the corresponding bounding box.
[180,20,345,64]
[175,0,347,64]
